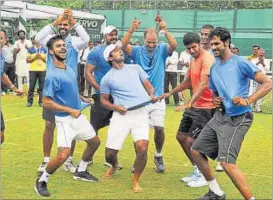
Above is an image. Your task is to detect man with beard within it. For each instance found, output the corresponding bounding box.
[100,44,156,193]
[14,30,32,90]
[1,30,24,144]
[191,27,272,200]
[85,25,124,168]
[35,9,89,174]
[161,32,215,188]
[122,19,177,173]
[34,35,100,197]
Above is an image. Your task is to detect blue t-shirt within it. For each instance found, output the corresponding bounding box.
[43,65,81,117]
[1,52,5,77]
[47,36,78,74]
[210,55,260,116]
[130,43,170,97]
[100,64,151,109]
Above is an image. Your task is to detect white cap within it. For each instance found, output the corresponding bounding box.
[103,25,117,35]
[103,40,123,61]
[230,43,235,48]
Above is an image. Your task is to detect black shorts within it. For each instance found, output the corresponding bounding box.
[192,111,253,164]
[178,107,215,139]
[1,111,5,131]
[90,94,113,132]
[42,108,55,123]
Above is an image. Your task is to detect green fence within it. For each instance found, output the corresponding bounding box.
[93,9,272,58]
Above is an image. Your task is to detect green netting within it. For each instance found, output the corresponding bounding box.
[124,10,158,29]
[160,10,195,29]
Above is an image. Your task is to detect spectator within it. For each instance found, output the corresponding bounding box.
[231,47,240,55]
[247,44,260,61]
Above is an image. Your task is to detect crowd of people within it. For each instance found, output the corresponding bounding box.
[0,9,272,200]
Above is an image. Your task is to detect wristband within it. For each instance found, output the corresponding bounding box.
[245,98,250,105]
[9,84,15,90]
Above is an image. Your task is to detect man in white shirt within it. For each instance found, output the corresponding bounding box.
[14,30,32,90]
[178,50,191,102]
[1,37,15,95]
[249,48,269,112]
[164,51,179,105]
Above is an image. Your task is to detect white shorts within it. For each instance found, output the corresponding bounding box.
[146,100,166,127]
[55,114,96,148]
[106,106,149,150]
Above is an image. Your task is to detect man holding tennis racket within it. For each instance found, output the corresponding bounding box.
[100,43,157,193]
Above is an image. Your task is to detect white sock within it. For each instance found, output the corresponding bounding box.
[43,157,50,163]
[249,197,255,200]
[155,152,162,157]
[39,170,50,183]
[208,179,224,196]
[78,160,88,172]
[193,165,199,174]
[66,156,73,162]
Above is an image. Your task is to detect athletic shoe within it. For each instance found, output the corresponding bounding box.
[104,161,123,170]
[215,162,224,172]
[180,171,196,183]
[1,92,6,96]
[37,161,48,173]
[197,190,226,200]
[34,179,50,197]
[73,168,98,182]
[63,159,77,173]
[154,156,165,173]
[187,173,208,188]
[26,102,32,107]
[130,165,136,173]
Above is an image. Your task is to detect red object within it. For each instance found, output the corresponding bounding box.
[154,15,162,22]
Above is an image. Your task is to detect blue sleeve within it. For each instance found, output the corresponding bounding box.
[131,46,140,62]
[43,74,60,99]
[136,64,148,82]
[238,59,260,80]
[87,48,97,66]
[209,68,217,92]
[100,76,111,95]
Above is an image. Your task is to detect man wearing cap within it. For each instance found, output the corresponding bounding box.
[35,9,89,174]
[85,25,129,168]
[100,43,156,193]
[121,19,177,173]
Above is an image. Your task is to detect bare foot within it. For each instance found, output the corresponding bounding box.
[132,182,142,193]
[103,167,117,179]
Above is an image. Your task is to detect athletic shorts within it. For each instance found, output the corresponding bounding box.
[178,107,215,139]
[42,107,55,123]
[90,94,113,132]
[106,106,149,150]
[1,111,5,131]
[192,110,253,164]
[146,100,166,127]
[55,114,96,148]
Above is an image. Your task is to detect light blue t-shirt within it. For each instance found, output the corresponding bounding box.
[130,43,170,97]
[43,65,80,117]
[1,52,5,77]
[47,36,78,74]
[210,55,260,116]
[100,64,151,109]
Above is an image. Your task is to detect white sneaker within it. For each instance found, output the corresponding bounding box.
[187,173,208,188]
[104,161,123,170]
[63,160,77,173]
[215,162,224,172]
[180,171,195,183]
[2,92,6,96]
[37,162,48,173]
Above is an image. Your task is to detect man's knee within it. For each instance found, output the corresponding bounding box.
[88,136,101,149]
[135,141,149,154]
[57,149,70,163]
[105,148,118,164]
[190,148,201,157]
[176,132,188,144]
[45,121,56,131]
[154,126,164,135]
[220,162,236,171]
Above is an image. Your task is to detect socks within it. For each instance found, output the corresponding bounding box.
[39,170,50,183]
[78,160,88,172]
[208,179,225,196]
[43,157,50,163]
[155,152,162,157]
[249,197,255,200]
[193,165,199,174]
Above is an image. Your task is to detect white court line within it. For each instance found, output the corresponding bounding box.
[5,113,41,122]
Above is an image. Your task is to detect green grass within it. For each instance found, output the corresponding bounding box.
[1,94,272,199]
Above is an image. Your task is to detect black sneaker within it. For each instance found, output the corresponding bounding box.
[34,179,50,197]
[73,169,98,182]
[154,156,165,173]
[130,165,136,173]
[197,190,226,200]
[26,102,32,107]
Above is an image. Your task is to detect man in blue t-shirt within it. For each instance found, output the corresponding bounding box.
[191,27,272,200]
[100,44,156,193]
[35,9,89,174]
[0,30,24,144]
[121,18,177,173]
[85,25,126,169]
[34,36,100,198]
